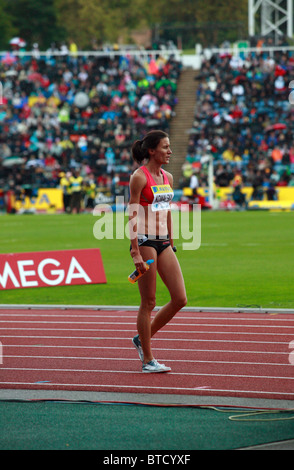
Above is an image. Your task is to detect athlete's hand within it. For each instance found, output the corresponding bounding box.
[131,250,147,273]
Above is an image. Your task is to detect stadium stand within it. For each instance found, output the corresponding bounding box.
[181,50,294,198]
[1,45,294,213]
[0,49,181,212]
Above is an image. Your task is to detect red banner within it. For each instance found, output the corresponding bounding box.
[0,249,106,290]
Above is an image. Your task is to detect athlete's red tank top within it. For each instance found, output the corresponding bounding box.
[139,165,174,211]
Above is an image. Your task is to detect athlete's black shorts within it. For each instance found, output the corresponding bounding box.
[131,234,171,256]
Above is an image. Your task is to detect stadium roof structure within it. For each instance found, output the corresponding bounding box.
[248,0,293,40]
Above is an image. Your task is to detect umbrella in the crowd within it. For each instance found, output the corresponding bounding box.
[148,59,159,75]
[1,53,17,65]
[27,72,43,82]
[2,156,25,167]
[265,123,287,132]
[154,78,177,91]
[137,78,149,88]
[138,93,158,108]
[188,128,200,134]
[101,110,119,120]
[10,37,26,47]
[25,159,44,168]
[27,73,50,87]
[146,119,160,127]
[74,91,89,108]
[5,70,18,77]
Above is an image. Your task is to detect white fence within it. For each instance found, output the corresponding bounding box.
[1,44,294,71]
[0,48,182,59]
[186,43,294,69]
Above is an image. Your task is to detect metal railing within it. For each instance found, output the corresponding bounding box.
[199,44,294,58]
[0,48,182,59]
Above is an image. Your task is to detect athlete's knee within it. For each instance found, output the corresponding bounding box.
[172,294,187,311]
[141,296,156,312]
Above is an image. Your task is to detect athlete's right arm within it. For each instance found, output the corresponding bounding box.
[128,170,147,273]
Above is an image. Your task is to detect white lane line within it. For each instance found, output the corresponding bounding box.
[3,344,290,355]
[0,381,293,397]
[1,314,294,323]
[1,320,294,329]
[0,327,292,337]
[0,335,291,345]
[3,355,293,368]
[2,366,294,380]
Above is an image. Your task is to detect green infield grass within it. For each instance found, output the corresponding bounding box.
[0,210,293,309]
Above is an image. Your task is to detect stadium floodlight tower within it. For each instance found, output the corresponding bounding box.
[248,0,293,42]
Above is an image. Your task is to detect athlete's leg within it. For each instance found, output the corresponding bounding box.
[151,246,187,337]
[136,245,157,363]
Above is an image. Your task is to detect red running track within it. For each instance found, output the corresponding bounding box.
[0,308,294,401]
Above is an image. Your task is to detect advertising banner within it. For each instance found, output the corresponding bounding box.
[0,249,106,290]
[13,189,64,213]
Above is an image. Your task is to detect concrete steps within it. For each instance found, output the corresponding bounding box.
[168,68,198,188]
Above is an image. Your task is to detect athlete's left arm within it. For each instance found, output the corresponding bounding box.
[166,172,174,249]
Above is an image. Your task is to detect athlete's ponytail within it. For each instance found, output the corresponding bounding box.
[131,139,148,163]
[131,130,168,164]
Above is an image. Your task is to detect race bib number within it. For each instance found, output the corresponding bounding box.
[151,184,174,211]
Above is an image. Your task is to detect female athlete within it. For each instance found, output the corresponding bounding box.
[128,130,187,372]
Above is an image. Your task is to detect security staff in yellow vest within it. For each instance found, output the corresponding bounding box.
[59,171,72,213]
[69,169,83,213]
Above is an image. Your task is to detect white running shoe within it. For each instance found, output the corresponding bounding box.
[142,359,171,373]
[132,335,144,362]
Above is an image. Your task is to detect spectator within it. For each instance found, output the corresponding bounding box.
[59,171,72,212]
[69,169,83,213]
[83,175,96,211]
[189,171,199,192]
[232,185,247,210]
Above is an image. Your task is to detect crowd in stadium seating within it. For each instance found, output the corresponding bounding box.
[0,48,181,207]
[181,50,294,195]
[1,44,294,213]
